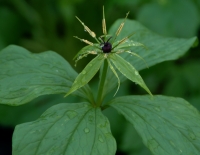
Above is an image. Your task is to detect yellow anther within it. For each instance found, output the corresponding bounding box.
[75,16,96,38]
[116,23,124,36]
[102,19,107,35]
[116,12,129,36]
[102,6,107,35]
[73,36,93,46]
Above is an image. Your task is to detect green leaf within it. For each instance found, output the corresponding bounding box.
[73,44,100,60]
[109,53,152,96]
[108,95,200,155]
[13,102,116,155]
[107,59,120,96]
[0,45,92,106]
[104,19,197,95]
[0,94,78,126]
[114,39,146,49]
[65,54,104,97]
[137,0,200,38]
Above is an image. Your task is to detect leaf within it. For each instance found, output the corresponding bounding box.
[0,45,93,106]
[104,19,197,95]
[73,44,100,60]
[65,54,104,97]
[0,94,78,126]
[108,95,200,155]
[109,53,152,96]
[13,102,116,155]
[107,59,120,96]
[114,39,146,49]
[137,0,200,38]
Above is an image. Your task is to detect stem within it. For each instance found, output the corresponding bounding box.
[96,59,108,107]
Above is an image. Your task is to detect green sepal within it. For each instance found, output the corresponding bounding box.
[65,54,105,97]
[114,39,146,49]
[73,44,100,60]
[109,53,152,96]
[107,59,120,96]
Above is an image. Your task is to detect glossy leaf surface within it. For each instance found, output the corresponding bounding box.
[13,102,116,155]
[109,95,200,155]
[109,53,152,96]
[65,54,104,97]
[0,45,92,106]
[0,94,78,126]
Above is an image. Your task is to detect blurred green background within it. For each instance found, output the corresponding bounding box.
[0,0,200,154]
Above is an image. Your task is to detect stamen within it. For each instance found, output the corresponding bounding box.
[102,6,107,35]
[73,36,93,46]
[75,16,96,38]
[112,32,135,49]
[112,12,129,43]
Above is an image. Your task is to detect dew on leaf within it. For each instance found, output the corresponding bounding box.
[154,107,161,112]
[88,115,94,123]
[169,140,176,147]
[84,128,90,133]
[98,134,104,143]
[147,139,159,151]
[82,70,86,74]
[188,132,196,140]
[83,103,89,107]
[40,64,50,69]
[66,110,77,119]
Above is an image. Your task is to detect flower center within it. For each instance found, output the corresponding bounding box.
[102,42,112,53]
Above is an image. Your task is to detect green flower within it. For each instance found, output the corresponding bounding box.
[65,7,152,98]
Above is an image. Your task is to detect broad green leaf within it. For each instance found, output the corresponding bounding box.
[109,53,152,96]
[104,19,197,95]
[0,45,93,106]
[0,94,78,126]
[108,95,200,155]
[13,102,116,155]
[137,0,200,38]
[65,54,104,97]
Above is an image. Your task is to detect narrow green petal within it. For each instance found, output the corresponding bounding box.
[65,54,105,97]
[109,53,152,96]
[107,59,120,96]
[115,39,147,49]
[73,44,100,60]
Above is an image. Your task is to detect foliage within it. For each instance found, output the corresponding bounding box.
[0,1,200,155]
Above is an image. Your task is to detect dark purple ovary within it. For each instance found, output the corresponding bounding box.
[102,42,112,53]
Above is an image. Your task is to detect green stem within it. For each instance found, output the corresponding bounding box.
[96,59,108,107]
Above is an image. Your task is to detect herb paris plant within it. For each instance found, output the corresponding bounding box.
[0,6,199,155]
[65,7,152,102]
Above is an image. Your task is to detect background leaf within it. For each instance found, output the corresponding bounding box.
[137,0,200,38]
[0,94,78,127]
[0,45,93,106]
[109,95,200,155]
[13,102,116,155]
[103,19,197,96]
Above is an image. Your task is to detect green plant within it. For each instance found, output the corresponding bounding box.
[0,7,199,155]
